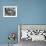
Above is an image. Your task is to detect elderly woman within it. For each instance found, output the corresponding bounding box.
[5,8,15,16]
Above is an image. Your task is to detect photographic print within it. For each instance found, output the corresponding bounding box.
[3,6,17,17]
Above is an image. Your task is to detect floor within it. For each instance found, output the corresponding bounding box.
[19,39,46,46]
[0,44,18,46]
[0,40,46,46]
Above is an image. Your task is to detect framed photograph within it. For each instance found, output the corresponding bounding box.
[3,6,17,17]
